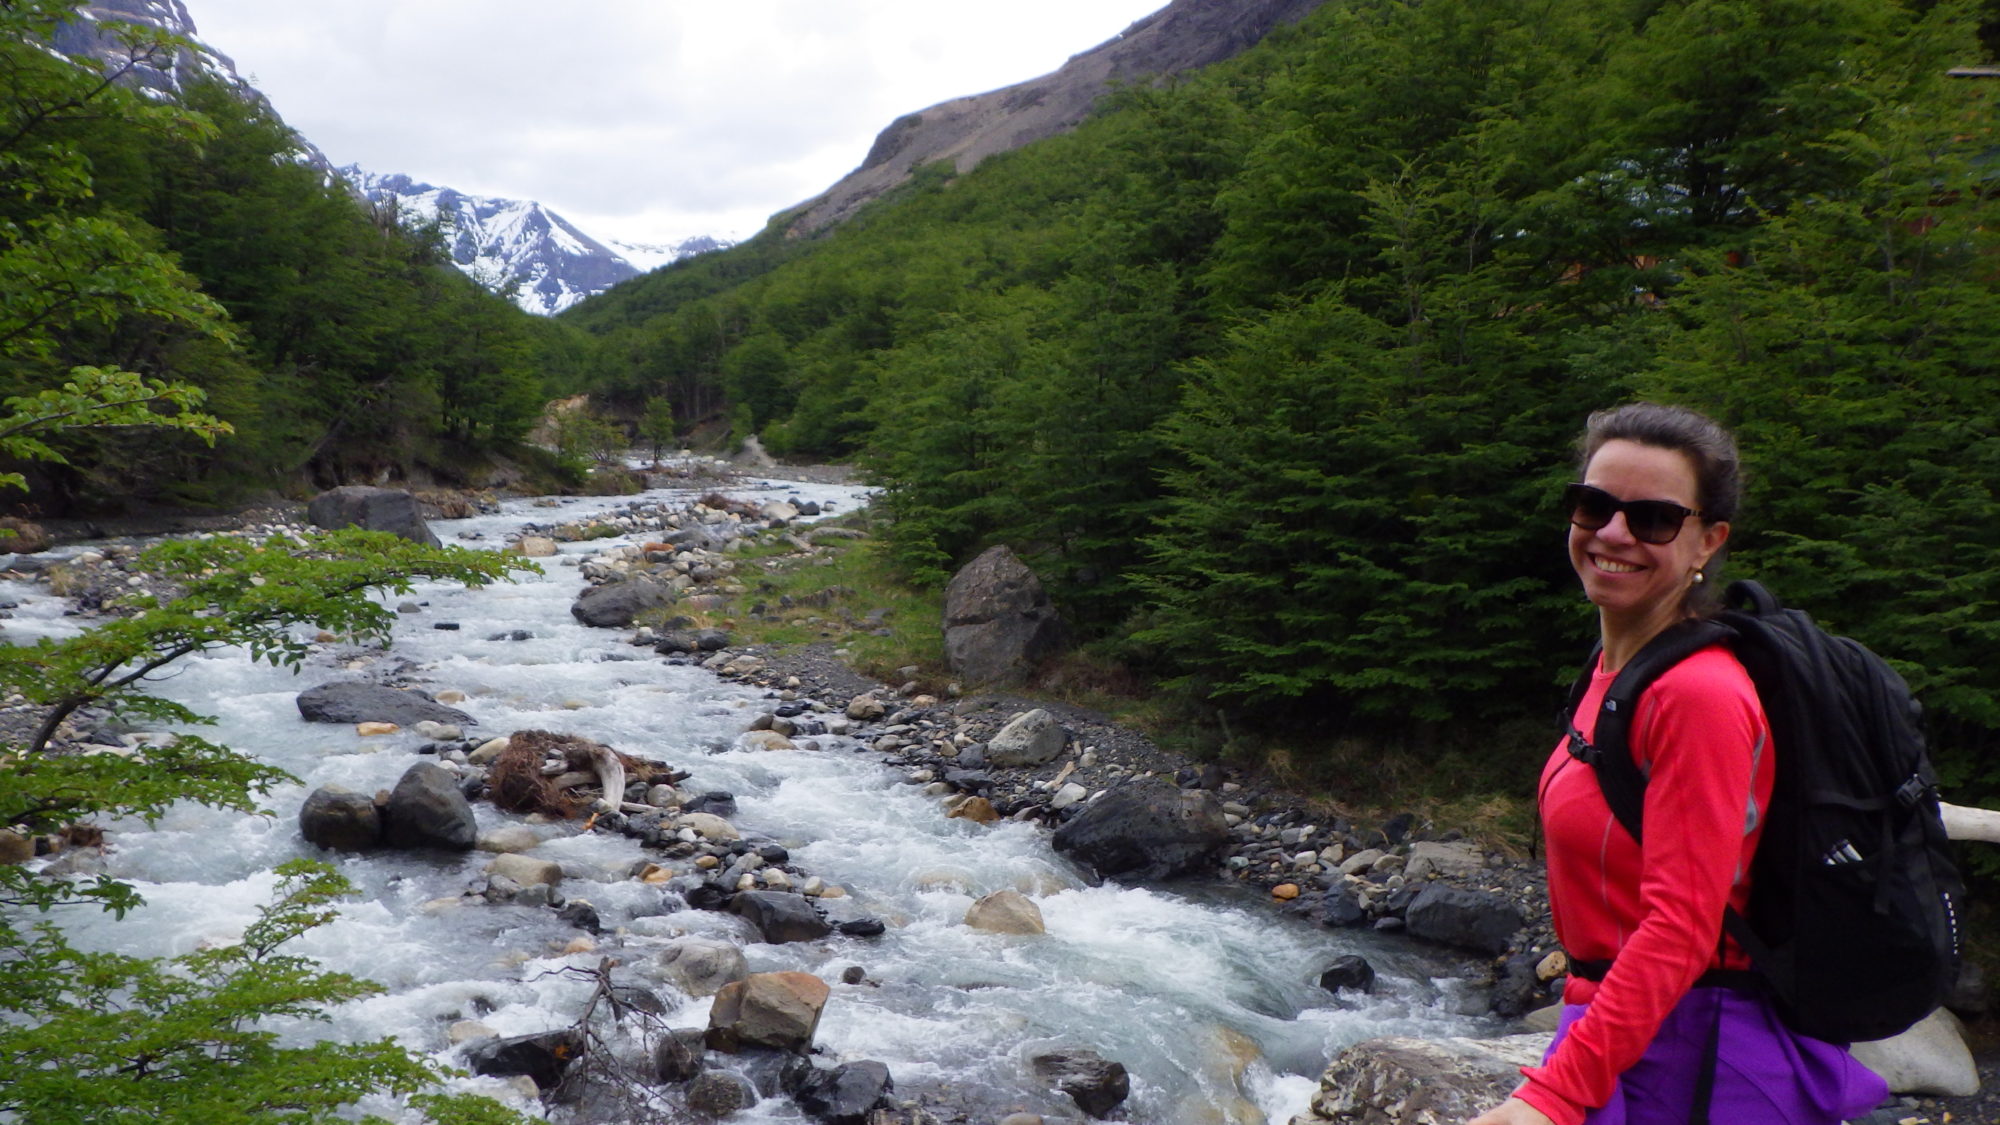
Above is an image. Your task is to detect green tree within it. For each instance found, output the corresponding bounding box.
[639,396,677,460]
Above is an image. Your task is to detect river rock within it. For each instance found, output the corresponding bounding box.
[306,485,441,546]
[514,535,558,557]
[298,785,381,851]
[654,1027,708,1084]
[678,811,742,842]
[380,761,478,850]
[986,708,1068,767]
[1322,885,1367,927]
[485,853,561,887]
[947,796,1000,823]
[296,682,475,727]
[1051,776,1230,881]
[686,1069,758,1114]
[942,545,1066,686]
[1402,885,1524,956]
[1849,1007,1979,1096]
[1406,840,1486,881]
[1291,1034,1551,1125]
[741,730,797,752]
[1030,1049,1129,1118]
[706,971,831,1053]
[683,792,738,818]
[0,830,32,865]
[572,574,675,627]
[964,889,1045,935]
[656,937,751,998]
[795,1060,894,1124]
[477,824,544,853]
[1318,954,1376,995]
[731,890,833,943]
[463,1028,585,1090]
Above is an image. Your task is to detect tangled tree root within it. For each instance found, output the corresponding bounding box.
[488,729,686,818]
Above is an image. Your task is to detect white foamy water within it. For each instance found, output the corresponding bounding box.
[5,475,1501,1123]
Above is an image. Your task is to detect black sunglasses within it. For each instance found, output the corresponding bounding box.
[1563,483,1703,545]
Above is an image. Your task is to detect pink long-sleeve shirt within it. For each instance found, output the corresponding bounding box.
[1515,644,1774,1125]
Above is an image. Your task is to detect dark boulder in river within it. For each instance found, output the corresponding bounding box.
[571,573,674,627]
[1050,776,1230,881]
[296,681,475,727]
[306,485,441,547]
[380,761,478,851]
[298,785,381,851]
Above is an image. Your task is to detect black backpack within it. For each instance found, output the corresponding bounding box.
[1560,579,1964,1044]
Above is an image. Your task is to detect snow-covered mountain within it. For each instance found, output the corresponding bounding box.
[337,167,727,315]
[53,3,727,317]
[607,236,734,275]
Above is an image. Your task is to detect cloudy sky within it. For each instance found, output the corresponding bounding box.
[184,1,1169,247]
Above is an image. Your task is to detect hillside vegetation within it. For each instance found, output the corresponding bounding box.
[566,0,2000,806]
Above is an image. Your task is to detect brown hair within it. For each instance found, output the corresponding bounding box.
[1577,402,1743,612]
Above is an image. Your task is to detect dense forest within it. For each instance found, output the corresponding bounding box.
[563,0,2000,804]
[2,5,598,511]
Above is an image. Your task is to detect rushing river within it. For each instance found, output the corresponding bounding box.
[3,475,1500,1124]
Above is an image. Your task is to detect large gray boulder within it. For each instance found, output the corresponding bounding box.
[730,891,833,944]
[705,971,830,1053]
[986,708,1068,767]
[1850,1008,1979,1096]
[298,785,381,851]
[1290,1034,1551,1125]
[296,682,475,727]
[795,1060,894,1125]
[1402,885,1524,956]
[306,486,441,547]
[942,545,1066,686]
[380,761,477,850]
[1050,777,1230,881]
[571,574,674,627]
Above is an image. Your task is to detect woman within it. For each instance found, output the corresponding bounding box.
[1468,404,1887,1125]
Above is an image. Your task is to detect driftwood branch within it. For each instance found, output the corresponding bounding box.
[1940,802,2000,845]
[589,743,626,809]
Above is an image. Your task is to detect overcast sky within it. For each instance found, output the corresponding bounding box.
[183,1,1168,247]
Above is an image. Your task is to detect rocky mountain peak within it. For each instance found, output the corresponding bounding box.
[785,0,1328,235]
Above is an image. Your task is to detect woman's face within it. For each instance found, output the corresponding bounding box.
[1569,439,1730,632]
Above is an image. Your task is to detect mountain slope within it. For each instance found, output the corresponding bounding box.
[783,0,1326,234]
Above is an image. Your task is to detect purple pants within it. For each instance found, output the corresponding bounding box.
[1545,987,1889,1124]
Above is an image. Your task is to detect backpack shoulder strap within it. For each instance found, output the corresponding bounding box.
[1578,618,1736,842]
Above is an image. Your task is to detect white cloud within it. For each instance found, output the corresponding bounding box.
[186,0,1165,243]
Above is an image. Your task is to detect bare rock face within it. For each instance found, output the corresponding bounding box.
[787,0,1328,234]
[1289,1035,1552,1125]
[943,546,1065,686]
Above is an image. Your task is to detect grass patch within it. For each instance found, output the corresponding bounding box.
[649,515,947,688]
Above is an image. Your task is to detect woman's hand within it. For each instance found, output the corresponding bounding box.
[1466,1096,1556,1125]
